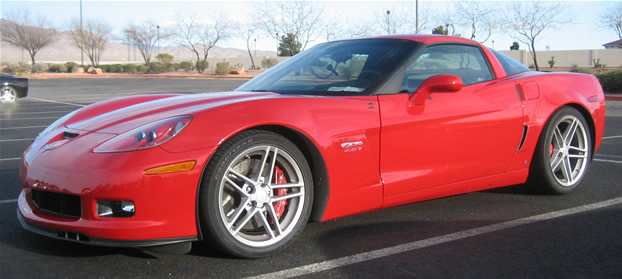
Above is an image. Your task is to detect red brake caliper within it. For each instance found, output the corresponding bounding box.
[272,166,288,221]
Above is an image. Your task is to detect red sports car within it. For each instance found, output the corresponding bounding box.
[18,35,605,258]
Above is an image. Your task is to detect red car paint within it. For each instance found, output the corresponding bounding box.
[18,35,606,247]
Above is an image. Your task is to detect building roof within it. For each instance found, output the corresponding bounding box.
[603,39,622,47]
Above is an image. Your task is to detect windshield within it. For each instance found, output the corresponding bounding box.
[236,39,420,95]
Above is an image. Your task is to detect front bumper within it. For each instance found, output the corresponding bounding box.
[18,130,216,246]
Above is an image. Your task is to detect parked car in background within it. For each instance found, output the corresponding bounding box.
[0,73,28,103]
[17,35,605,258]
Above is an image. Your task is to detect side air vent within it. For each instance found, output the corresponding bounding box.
[32,189,82,218]
[517,126,528,151]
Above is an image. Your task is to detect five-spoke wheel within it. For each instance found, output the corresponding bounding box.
[200,130,313,258]
[527,107,591,194]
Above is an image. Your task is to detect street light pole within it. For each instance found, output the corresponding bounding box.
[156,25,160,54]
[276,32,279,56]
[386,10,391,34]
[80,0,84,66]
[416,0,420,33]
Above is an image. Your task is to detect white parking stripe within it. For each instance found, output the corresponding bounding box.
[0,117,60,121]
[27,97,85,107]
[0,110,73,115]
[0,126,48,130]
[0,138,34,142]
[247,197,622,279]
[602,135,622,140]
[0,199,17,205]
[594,159,622,164]
[0,158,21,161]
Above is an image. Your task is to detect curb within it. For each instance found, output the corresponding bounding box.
[30,74,254,80]
[605,95,622,101]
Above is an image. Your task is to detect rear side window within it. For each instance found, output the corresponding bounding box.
[491,49,530,76]
[401,44,493,92]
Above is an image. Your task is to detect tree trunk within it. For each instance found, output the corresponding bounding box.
[531,41,539,71]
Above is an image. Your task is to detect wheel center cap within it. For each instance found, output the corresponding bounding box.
[253,185,271,204]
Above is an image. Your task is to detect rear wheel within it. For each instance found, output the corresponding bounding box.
[199,130,313,258]
[527,107,591,194]
[1,85,17,103]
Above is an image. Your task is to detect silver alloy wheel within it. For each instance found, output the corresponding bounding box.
[548,115,589,187]
[218,145,305,248]
[1,86,17,103]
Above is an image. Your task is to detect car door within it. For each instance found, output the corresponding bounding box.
[378,44,524,197]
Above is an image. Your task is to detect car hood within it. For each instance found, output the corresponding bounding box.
[64,91,279,134]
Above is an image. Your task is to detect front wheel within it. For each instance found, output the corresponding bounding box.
[199,130,313,258]
[527,107,591,194]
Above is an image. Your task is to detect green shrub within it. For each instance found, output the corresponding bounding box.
[108,64,123,73]
[215,62,231,75]
[33,62,49,73]
[149,62,167,73]
[261,58,279,69]
[180,61,193,72]
[99,64,110,72]
[569,64,593,74]
[156,53,174,64]
[196,60,208,72]
[596,70,622,93]
[7,63,26,74]
[65,62,77,71]
[137,65,149,73]
[123,63,137,73]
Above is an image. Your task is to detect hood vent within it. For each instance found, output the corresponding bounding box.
[63,131,80,139]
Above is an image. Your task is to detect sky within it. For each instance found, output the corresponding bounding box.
[1,0,620,53]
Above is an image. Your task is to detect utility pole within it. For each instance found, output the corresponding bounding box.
[386,10,391,34]
[80,0,84,66]
[416,0,420,33]
[157,25,160,54]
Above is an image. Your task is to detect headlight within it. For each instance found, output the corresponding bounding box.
[93,116,192,153]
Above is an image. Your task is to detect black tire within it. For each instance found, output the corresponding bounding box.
[526,107,591,194]
[199,130,313,258]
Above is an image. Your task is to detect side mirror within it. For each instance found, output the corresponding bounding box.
[409,75,463,105]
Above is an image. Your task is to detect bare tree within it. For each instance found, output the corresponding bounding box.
[376,2,431,35]
[173,13,231,73]
[253,0,325,54]
[239,23,257,70]
[600,2,622,39]
[503,1,570,71]
[0,10,57,66]
[450,1,497,43]
[325,18,375,41]
[124,21,166,68]
[68,18,111,67]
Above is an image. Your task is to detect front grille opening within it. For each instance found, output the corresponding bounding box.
[32,189,81,218]
[56,230,90,242]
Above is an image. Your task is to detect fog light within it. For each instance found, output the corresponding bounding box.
[97,200,135,217]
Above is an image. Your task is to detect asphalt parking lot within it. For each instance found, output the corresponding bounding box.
[1,78,621,278]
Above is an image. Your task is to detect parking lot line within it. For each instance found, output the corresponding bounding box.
[0,138,35,142]
[26,97,85,107]
[594,159,622,164]
[0,158,21,161]
[0,126,49,130]
[0,110,74,115]
[602,135,622,140]
[247,197,622,279]
[0,199,17,205]
[0,116,61,121]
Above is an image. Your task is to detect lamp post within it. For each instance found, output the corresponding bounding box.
[492,40,495,49]
[254,38,257,57]
[156,25,160,54]
[386,10,391,34]
[415,0,419,33]
[80,0,84,66]
[276,32,279,56]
